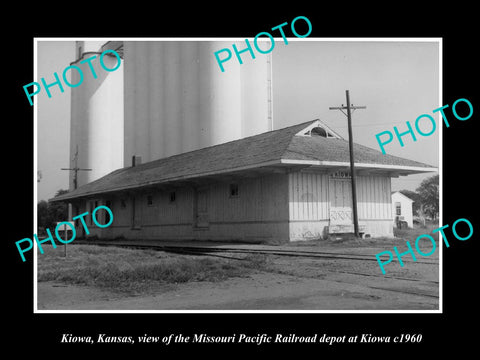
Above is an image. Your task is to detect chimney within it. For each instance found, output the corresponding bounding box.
[132,155,142,167]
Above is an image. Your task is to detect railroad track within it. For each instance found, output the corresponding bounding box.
[77,240,440,300]
[82,241,438,265]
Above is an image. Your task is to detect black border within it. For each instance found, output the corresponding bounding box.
[6,6,478,354]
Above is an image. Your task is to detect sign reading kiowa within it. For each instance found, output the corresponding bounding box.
[330,171,351,179]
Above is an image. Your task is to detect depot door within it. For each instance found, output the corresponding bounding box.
[329,178,354,226]
[131,196,141,229]
[194,188,209,228]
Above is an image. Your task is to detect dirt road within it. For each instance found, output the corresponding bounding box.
[37,241,439,311]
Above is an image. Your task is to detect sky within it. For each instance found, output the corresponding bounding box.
[36,39,440,201]
[37,41,74,202]
[272,40,439,192]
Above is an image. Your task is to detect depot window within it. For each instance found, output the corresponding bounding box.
[229,184,239,198]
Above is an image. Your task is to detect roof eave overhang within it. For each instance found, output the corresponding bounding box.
[50,159,437,202]
[279,159,438,175]
[49,159,285,202]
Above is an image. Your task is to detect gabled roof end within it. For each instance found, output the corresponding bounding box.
[295,119,344,139]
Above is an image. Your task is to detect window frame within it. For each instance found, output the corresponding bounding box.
[147,195,154,206]
[395,202,401,216]
[229,183,239,198]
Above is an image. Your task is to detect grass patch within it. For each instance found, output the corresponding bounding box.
[394,224,440,242]
[37,245,268,294]
[283,224,442,248]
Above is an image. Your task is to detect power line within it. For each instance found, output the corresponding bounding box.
[60,145,92,190]
[325,121,415,128]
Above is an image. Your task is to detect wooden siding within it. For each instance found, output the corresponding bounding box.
[209,174,289,223]
[288,172,329,221]
[80,172,393,241]
[356,175,392,220]
[288,171,393,238]
[288,172,392,222]
[289,172,392,221]
[84,173,289,241]
[141,189,193,226]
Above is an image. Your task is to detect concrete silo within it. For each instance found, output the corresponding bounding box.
[69,41,124,190]
[69,40,273,189]
[123,40,273,163]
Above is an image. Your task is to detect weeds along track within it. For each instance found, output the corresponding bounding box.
[172,246,438,265]
[75,241,440,299]
[80,241,439,279]
[82,241,438,265]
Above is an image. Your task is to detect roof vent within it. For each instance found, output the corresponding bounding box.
[310,127,328,137]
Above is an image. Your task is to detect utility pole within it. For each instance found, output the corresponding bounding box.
[329,90,366,237]
[61,146,92,190]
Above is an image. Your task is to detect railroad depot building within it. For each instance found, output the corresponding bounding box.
[52,120,437,242]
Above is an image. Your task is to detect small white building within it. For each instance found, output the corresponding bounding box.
[391,191,414,228]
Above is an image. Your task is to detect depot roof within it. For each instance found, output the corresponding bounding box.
[51,119,437,202]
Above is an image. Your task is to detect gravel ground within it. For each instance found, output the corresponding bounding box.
[36,236,440,311]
